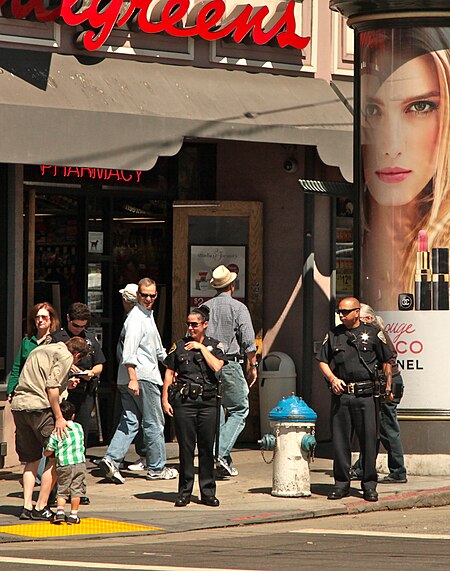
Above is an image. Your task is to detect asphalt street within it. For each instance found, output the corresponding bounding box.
[0,508,449,571]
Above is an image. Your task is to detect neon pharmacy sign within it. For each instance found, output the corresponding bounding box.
[40,165,143,182]
[0,0,311,52]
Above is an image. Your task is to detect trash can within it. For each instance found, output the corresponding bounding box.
[258,352,296,436]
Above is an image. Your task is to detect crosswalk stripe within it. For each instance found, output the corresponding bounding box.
[0,556,263,571]
[290,528,450,541]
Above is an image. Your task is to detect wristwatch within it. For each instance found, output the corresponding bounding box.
[385,389,392,396]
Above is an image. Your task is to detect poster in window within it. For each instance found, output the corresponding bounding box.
[190,245,246,308]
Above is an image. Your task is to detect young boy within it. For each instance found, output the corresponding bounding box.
[45,400,87,524]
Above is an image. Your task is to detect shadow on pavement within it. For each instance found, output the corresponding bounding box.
[0,472,22,482]
[0,504,22,517]
[311,483,364,499]
[247,487,272,495]
[135,491,179,504]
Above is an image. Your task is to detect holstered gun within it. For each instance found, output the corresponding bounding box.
[373,366,387,398]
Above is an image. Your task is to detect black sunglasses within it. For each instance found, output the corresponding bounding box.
[139,292,157,299]
[186,321,203,328]
[70,321,87,329]
[336,307,360,316]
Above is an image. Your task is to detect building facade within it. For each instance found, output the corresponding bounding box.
[0,0,359,467]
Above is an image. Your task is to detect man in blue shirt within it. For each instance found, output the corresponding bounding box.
[98,278,177,484]
[203,265,258,477]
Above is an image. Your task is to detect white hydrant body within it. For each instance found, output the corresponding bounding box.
[271,421,315,497]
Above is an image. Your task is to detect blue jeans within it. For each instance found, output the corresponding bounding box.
[106,382,166,472]
[380,401,406,479]
[218,361,249,460]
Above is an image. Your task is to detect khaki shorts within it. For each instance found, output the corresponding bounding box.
[12,409,54,463]
[56,463,87,500]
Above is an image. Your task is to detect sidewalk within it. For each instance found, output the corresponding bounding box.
[1,445,450,542]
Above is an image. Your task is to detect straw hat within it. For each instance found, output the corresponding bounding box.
[210,265,237,289]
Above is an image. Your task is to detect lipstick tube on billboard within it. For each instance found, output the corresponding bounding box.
[432,248,449,310]
[415,230,431,311]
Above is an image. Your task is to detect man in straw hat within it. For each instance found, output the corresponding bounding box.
[202,265,258,477]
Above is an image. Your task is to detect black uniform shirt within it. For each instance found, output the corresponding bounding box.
[317,322,393,382]
[164,336,225,388]
[51,327,106,377]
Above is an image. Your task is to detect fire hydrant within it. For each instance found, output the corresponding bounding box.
[258,394,317,497]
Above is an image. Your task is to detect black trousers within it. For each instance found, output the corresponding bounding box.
[67,390,94,445]
[331,393,377,491]
[173,393,218,499]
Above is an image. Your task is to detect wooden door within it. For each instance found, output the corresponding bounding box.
[172,200,263,441]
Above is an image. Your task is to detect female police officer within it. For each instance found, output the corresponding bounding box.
[162,306,224,507]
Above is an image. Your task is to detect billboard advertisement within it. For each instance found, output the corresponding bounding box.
[360,27,450,411]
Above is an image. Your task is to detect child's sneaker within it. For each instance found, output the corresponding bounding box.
[53,511,66,524]
[66,514,80,525]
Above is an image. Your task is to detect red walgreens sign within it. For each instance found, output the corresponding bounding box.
[0,0,311,52]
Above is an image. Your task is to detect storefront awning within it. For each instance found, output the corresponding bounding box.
[0,48,353,181]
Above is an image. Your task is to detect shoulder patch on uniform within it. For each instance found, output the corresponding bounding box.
[377,331,387,344]
[322,333,329,345]
[168,342,177,355]
[217,342,225,351]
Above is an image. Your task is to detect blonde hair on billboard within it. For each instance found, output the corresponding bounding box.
[361,28,450,295]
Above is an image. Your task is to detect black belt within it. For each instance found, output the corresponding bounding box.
[225,354,244,363]
[342,380,374,395]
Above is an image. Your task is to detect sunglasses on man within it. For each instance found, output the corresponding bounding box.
[336,307,360,316]
[139,292,157,299]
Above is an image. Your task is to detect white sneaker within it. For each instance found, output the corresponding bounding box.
[99,457,125,484]
[229,465,239,477]
[111,469,125,484]
[216,456,238,477]
[146,467,178,480]
[127,458,147,471]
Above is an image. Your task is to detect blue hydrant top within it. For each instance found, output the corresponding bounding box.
[268,394,317,423]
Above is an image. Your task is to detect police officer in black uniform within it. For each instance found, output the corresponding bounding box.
[317,297,393,502]
[51,302,106,445]
[162,306,225,508]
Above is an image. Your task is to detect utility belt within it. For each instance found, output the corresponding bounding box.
[342,380,374,396]
[172,381,217,399]
[225,354,244,363]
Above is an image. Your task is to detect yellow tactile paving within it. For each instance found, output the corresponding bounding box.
[0,518,163,538]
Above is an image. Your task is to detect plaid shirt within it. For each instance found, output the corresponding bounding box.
[46,421,85,466]
[202,293,256,356]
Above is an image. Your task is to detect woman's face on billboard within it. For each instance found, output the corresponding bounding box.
[362,53,440,206]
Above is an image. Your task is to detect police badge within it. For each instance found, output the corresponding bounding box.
[377,331,387,344]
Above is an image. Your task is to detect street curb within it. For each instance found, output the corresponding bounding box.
[2,488,449,543]
[345,487,450,515]
[175,488,450,530]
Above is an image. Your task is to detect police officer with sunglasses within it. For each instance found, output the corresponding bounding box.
[162,306,225,508]
[317,297,393,502]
